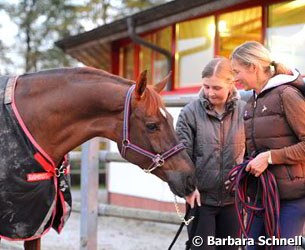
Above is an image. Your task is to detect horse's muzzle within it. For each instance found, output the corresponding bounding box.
[167,171,196,197]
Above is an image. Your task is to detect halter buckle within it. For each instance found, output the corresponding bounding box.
[153,154,164,167]
[122,139,130,147]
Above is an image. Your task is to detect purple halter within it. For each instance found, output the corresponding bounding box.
[121,85,186,173]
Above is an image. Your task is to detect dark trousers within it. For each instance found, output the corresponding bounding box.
[187,204,239,250]
[247,196,305,250]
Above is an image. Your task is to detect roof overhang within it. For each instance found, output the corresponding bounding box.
[55,0,251,69]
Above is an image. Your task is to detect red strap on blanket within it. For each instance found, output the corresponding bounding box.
[34,152,55,173]
[26,153,70,182]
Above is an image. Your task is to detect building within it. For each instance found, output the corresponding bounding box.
[56,0,305,211]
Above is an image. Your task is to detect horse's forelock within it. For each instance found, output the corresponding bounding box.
[142,87,165,116]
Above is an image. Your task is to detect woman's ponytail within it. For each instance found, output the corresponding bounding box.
[271,61,292,75]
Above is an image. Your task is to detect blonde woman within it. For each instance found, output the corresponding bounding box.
[176,57,246,250]
[231,41,305,250]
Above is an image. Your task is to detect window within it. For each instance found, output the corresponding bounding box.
[175,16,215,88]
[153,27,172,83]
[218,6,262,58]
[139,36,153,82]
[267,0,305,69]
[140,27,172,85]
[119,44,134,80]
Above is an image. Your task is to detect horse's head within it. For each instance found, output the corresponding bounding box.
[117,70,196,197]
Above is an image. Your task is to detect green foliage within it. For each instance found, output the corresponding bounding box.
[0,40,13,75]
[1,0,170,73]
[2,0,83,72]
[120,0,169,15]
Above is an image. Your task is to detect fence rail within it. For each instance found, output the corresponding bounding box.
[69,150,126,163]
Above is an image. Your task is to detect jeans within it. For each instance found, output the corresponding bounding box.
[247,197,305,250]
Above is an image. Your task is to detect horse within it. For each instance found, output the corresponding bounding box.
[0,67,196,250]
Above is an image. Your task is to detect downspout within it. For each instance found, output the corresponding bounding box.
[127,17,173,90]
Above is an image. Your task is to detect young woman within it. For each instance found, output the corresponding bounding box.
[176,57,246,250]
[231,41,305,250]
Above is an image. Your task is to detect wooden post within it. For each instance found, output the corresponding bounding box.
[80,138,99,250]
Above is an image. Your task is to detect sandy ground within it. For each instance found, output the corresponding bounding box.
[2,190,304,250]
[2,212,188,250]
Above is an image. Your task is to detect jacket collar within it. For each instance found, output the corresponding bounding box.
[260,69,301,94]
[199,86,240,116]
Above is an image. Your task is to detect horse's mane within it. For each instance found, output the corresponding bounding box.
[21,67,135,86]
[77,67,135,86]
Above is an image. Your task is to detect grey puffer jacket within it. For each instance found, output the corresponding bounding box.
[176,88,246,206]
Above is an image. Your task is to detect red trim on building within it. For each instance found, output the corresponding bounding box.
[151,35,155,84]
[108,192,185,213]
[262,3,268,44]
[162,86,201,96]
[171,24,177,90]
[214,15,220,56]
[134,45,140,79]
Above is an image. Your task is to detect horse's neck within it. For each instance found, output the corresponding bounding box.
[15,71,129,165]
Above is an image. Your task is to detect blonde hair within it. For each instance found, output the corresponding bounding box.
[230,41,292,76]
[201,57,233,83]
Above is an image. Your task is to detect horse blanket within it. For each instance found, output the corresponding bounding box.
[0,76,71,240]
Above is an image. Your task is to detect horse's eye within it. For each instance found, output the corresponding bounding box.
[146,123,158,132]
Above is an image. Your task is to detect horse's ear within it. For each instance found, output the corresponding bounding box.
[135,70,147,99]
[154,71,171,93]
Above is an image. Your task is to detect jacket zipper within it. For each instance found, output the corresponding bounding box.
[251,97,259,153]
[219,119,224,206]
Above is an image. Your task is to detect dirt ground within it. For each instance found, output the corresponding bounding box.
[2,211,188,250]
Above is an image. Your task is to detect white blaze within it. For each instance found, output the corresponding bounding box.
[159,108,167,118]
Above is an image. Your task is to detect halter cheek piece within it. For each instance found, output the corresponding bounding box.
[121,85,185,173]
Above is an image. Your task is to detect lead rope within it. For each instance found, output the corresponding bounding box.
[168,195,195,250]
[173,194,194,225]
[226,160,281,249]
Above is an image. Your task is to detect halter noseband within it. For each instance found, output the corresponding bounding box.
[121,85,185,173]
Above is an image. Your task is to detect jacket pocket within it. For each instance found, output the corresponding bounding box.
[276,177,305,200]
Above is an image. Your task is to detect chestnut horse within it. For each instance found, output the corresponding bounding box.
[0,67,195,249]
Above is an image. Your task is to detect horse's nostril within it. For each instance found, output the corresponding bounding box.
[187,175,194,185]
[186,175,195,194]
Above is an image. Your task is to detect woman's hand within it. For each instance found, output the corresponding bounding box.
[186,188,201,208]
[246,151,269,177]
